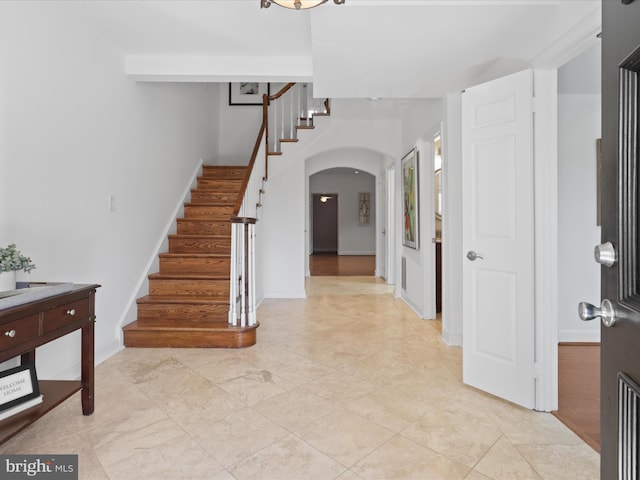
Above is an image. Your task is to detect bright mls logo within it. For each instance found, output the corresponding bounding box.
[0,455,78,479]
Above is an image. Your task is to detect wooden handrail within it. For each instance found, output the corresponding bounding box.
[268,82,296,102]
[233,122,266,217]
[228,82,331,328]
[233,82,301,217]
[263,92,269,179]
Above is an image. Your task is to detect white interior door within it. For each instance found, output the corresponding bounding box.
[462,69,535,409]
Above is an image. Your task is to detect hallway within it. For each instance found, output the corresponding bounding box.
[0,277,598,479]
[309,254,375,276]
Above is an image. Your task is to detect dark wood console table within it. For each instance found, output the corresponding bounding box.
[0,284,99,445]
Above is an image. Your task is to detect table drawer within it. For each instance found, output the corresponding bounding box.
[0,315,40,350]
[43,299,90,334]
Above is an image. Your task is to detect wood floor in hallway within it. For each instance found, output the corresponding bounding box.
[309,254,375,276]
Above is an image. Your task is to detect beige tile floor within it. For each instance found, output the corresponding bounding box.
[0,277,599,480]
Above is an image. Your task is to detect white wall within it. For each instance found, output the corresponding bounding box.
[398,101,444,319]
[310,170,376,255]
[0,2,219,378]
[557,94,601,342]
[217,85,262,165]
[441,93,463,345]
[306,147,392,277]
[216,82,294,165]
[262,101,402,298]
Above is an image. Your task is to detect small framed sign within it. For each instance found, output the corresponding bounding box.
[0,363,40,412]
[228,82,270,106]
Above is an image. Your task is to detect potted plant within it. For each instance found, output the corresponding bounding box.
[0,244,36,292]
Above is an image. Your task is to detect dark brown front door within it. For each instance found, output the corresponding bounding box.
[601,1,640,477]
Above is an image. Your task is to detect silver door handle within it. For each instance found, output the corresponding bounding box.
[578,299,617,327]
[594,241,617,267]
[466,251,484,261]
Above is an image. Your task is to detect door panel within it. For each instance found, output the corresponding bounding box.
[475,269,517,363]
[473,137,517,238]
[462,69,535,409]
[601,1,640,477]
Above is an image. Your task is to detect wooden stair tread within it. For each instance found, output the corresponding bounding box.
[280,138,299,143]
[159,253,230,258]
[192,188,242,193]
[177,217,230,222]
[123,320,258,348]
[202,166,247,170]
[169,233,231,243]
[148,273,229,280]
[296,125,315,130]
[185,201,235,206]
[268,151,283,156]
[168,234,229,239]
[137,295,229,305]
[124,321,252,333]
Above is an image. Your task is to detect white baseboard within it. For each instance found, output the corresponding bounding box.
[51,340,122,380]
[95,340,124,367]
[441,329,462,346]
[401,293,424,319]
[337,251,376,256]
[557,329,601,343]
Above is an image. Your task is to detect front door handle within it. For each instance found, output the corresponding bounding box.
[578,299,617,327]
[466,251,484,261]
[594,241,617,267]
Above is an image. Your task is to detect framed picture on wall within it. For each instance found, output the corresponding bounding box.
[402,148,419,249]
[228,82,270,106]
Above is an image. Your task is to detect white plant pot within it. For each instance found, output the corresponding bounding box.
[0,271,16,292]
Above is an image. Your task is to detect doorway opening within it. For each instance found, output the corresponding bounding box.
[312,193,338,254]
[434,134,443,322]
[309,167,376,276]
[552,40,602,451]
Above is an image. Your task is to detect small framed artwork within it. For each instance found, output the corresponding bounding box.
[402,148,419,249]
[0,363,40,412]
[359,192,370,224]
[229,82,270,106]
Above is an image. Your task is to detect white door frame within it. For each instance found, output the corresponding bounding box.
[529,8,601,412]
[386,165,396,285]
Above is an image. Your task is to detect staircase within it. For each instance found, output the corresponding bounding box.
[122,165,258,348]
[123,82,328,349]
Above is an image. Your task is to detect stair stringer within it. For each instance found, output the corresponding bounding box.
[117,158,203,342]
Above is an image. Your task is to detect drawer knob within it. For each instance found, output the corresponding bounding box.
[4,330,16,338]
[66,309,76,316]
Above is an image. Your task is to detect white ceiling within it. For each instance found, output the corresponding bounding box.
[70,0,601,98]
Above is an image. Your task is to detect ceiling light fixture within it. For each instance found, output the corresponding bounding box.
[261,0,345,10]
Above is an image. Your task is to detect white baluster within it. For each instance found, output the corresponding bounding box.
[229,224,237,326]
[289,90,294,139]
[274,101,279,153]
[298,84,302,135]
[249,224,256,326]
[239,224,246,327]
[307,84,313,126]
[278,97,285,152]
